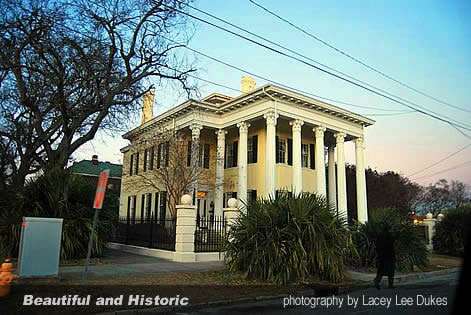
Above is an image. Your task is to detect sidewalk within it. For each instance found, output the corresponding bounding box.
[348,267,460,284]
[59,249,225,279]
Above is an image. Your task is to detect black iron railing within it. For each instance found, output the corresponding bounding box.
[113,214,176,251]
[194,215,226,252]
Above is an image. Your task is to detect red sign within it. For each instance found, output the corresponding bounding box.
[93,169,110,209]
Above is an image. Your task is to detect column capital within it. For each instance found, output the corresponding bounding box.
[289,119,304,132]
[237,121,251,133]
[313,125,326,138]
[334,132,346,143]
[189,123,203,138]
[263,110,279,126]
[354,136,364,148]
[215,129,227,140]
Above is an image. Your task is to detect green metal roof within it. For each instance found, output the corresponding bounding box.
[70,160,122,178]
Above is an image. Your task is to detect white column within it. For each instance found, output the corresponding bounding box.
[335,132,348,221]
[314,126,326,197]
[290,119,304,194]
[215,129,227,216]
[327,145,337,210]
[237,121,250,206]
[264,111,278,198]
[355,137,368,223]
[189,123,203,201]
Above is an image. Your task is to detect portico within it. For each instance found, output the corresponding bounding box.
[120,77,374,223]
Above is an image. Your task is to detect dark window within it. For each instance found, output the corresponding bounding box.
[187,141,192,167]
[224,141,238,168]
[301,144,309,168]
[146,193,152,220]
[140,194,145,223]
[287,138,293,166]
[159,192,167,224]
[143,148,149,171]
[276,136,286,163]
[247,190,257,203]
[129,154,134,175]
[149,146,155,170]
[127,196,131,221]
[135,152,139,175]
[199,143,210,169]
[131,195,137,224]
[154,192,159,221]
[310,143,315,169]
[248,135,258,164]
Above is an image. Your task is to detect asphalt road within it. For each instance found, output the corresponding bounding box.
[179,272,459,315]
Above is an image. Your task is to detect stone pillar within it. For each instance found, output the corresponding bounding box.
[314,126,326,197]
[189,123,203,202]
[223,198,240,234]
[215,129,227,216]
[355,137,368,223]
[424,212,437,251]
[174,194,197,262]
[290,119,304,194]
[264,111,278,198]
[335,132,348,221]
[237,121,250,206]
[327,145,337,210]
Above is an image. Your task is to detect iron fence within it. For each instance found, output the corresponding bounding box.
[194,215,227,252]
[112,214,176,251]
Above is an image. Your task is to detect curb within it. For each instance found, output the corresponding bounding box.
[394,267,460,283]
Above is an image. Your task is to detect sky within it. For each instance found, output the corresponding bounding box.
[74,0,471,186]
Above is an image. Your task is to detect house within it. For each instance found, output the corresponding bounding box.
[70,155,123,194]
[119,76,375,223]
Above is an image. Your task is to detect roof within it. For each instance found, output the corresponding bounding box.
[70,160,123,178]
[123,84,376,140]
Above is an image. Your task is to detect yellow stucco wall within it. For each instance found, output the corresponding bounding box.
[119,117,321,216]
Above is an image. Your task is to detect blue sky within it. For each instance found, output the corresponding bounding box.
[75,0,471,185]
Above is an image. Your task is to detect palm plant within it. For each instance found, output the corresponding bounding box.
[0,167,117,259]
[224,192,353,285]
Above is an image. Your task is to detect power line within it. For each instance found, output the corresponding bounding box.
[407,143,471,177]
[411,160,471,181]
[247,0,471,114]
[161,36,409,113]
[164,2,471,133]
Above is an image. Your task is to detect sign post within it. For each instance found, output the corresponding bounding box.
[83,169,110,281]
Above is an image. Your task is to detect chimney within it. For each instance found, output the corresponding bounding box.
[241,76,256,94]
[92,155,99,165]
[141,90,154,124]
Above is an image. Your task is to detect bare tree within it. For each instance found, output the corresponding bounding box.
[415,179,470,216]
[0,0,197,187]
[125,128,227,218]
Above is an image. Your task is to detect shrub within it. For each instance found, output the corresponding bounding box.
[224,192,353,285]
[0,167,118,260]
[348,208,428,272]
[433,206,471,257]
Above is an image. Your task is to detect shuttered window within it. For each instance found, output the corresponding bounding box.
[248,135,258,164]
[310,144,315,169]
[287,138,293,166]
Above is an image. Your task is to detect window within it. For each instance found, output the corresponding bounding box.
[145,193,152,220]
[276,136,286,164]
[143,148,149,172]
[224,141,238,168]
[199,143,210,169]
[159,192,167,224]
[129,152,139,175]
[247,190,257,204]
[140,194,145,223]
[301,144,309,168]
[127,195,137,223]
[310,144,315,169]
[247,135,258,164]
[149,146,155,170]
[157,142,169,168]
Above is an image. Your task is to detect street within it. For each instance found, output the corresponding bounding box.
[179,272,458,315]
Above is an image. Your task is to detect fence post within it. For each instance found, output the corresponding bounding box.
[423,212,437,251]
[223,198,240,234]
[174,194,197,262]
